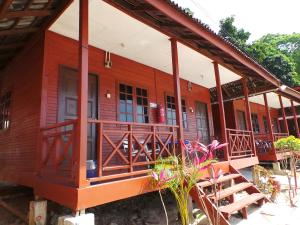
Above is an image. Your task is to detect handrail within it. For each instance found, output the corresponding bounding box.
[87,119,179,128]
[41,119,77,131]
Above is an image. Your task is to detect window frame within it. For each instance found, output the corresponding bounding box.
[251,113,260,134]
[236,110,247,131]
[0,91,12,131]
[165,93,188,129]
[117,82,150,123]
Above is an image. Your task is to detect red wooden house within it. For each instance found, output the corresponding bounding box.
[1,0,300,224]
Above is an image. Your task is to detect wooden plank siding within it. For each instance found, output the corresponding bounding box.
[232,99,279,132]
[43,31,214,142]
[0,36,45,187]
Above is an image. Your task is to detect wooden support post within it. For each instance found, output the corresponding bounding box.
[170,38,184,161]
[263,93,276,155]
[291,100,300,137]
[76,0,89,187]
[213,62,229,160]
[242,78,256,156]
[279,95,289,134]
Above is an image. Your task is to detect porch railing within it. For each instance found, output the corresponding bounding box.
[273,132,289,141]
[87,119,179,183]
[226,128,255,159]
[254,133,273,155]
[40,120,77,184]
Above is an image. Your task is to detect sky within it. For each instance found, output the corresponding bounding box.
[173,0,300,42]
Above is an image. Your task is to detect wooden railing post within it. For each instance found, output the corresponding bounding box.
[128,124,133,172]
[279,95,289,135]
[97,122,103,177]
[291,100,300,137]
[76,0,89,187]
[213,62,229,160]
[263,93,276,155]
[170,38,185,162]
[242,78,256,156]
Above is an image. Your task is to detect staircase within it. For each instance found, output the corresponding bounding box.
[190,162,268,225]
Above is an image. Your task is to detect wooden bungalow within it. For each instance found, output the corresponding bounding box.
[0,0,300,224]
[224,88,300,162]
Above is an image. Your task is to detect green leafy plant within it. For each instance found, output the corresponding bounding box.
[151,140,227,225]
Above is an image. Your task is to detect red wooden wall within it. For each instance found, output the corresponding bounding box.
[232,99,279,132]
[0,37,44,187]
[43,31,214,141]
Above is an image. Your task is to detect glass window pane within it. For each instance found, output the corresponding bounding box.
[144,107,148,115]
[120,93,126,100]
[127,86,132,94]
[127,104,133,113]
[120,84,125,92]
[137,115,144,123]
[127,115,133,122]
[120,103,126,113]
[136,88,141,96]
[120,114,126,122]
[137,97,142,105]
[145,116,149,123]
[137,105,143,114]
[143,98,148,105]
[142,89,147,97]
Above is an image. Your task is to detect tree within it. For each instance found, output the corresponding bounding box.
[218,16,300,86]
[218,16,250,51]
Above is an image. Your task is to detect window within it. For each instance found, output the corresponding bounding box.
[119,84,133,122]
[237,110,247,130]
[136,87,149,123]
[119,84,149,123]
[272,118,279,133]
[263,116,269,133]
[166,95,188,128]
[251,113,260,133]
[0,91,12,130]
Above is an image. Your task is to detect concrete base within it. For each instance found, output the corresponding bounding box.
[273,162,281,171]
[28,200,47,225]
[58,214,94,225]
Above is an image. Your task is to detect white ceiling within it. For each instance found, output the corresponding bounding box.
[49,0,241,88]
[249,92,299,108]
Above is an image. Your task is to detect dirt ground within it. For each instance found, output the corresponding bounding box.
[1,168,300,225]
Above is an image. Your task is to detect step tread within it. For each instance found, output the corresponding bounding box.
[209,182,253,201]
[220,193,265,214]
[197,173,241,188]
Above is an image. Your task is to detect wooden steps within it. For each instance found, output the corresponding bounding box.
[197,173,241,188]
[209,182,253,201]
[190,164,267,225]
[220,193,265,219]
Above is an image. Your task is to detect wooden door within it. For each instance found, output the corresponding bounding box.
[195,101,210,145]
[58,66,98,160]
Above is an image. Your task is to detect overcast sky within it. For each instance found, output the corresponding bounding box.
[173,0,300,42]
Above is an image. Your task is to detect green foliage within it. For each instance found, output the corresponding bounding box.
[218,16,250,52]
[274,135,300,151]
[218,17,300,86]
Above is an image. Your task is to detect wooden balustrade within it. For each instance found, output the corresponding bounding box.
[254,133,273,155]
[87,119,179,183]
[273,132,289,141]
[40,120,77,183]
[226,129,255,159]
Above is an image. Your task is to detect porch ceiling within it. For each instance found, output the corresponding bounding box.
[249,92,300,109]
[0,0,71,72]
[50,0,241,89]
